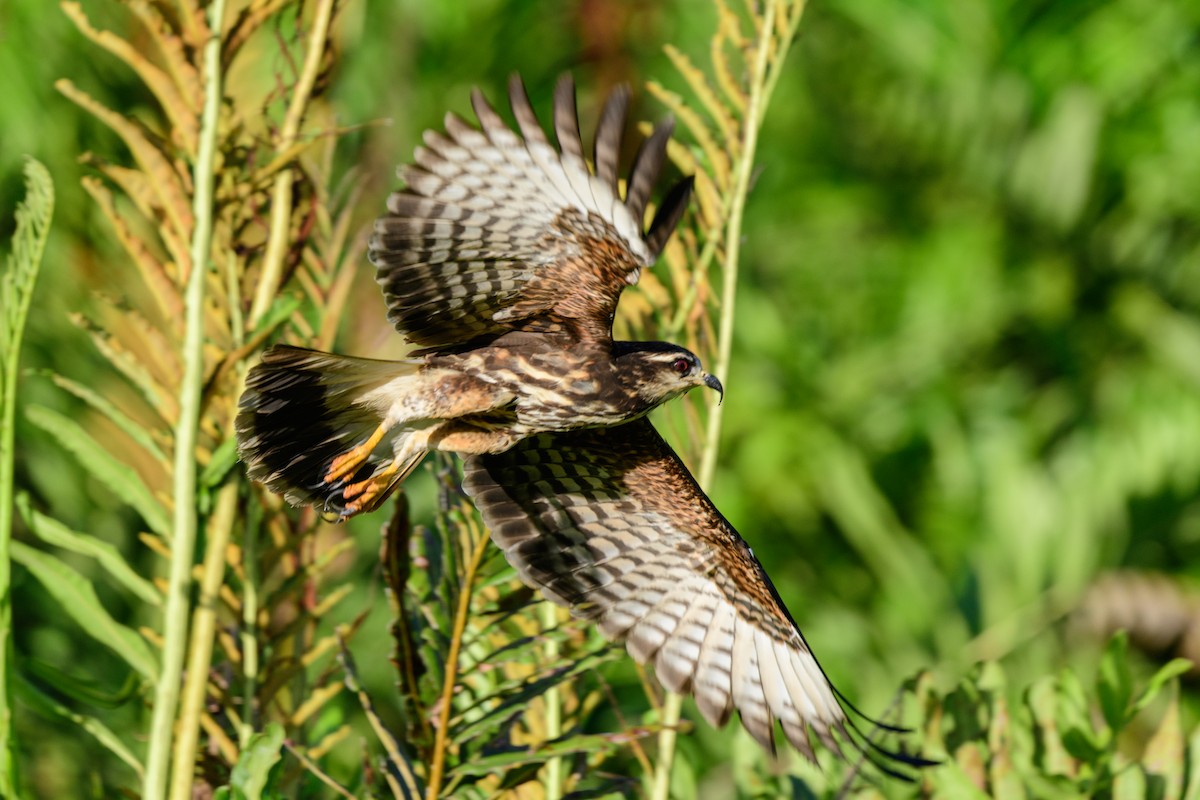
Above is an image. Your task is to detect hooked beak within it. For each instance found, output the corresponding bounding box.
[702,372,724,405]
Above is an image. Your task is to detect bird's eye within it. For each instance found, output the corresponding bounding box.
[672,358,691,375]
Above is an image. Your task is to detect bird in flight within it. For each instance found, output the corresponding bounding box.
[237,75,923,773]
[237,75,713,519]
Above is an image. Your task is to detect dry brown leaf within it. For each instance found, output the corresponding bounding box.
[57,79,195,253]
[61,1,198,155]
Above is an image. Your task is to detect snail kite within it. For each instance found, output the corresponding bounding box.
[237,75,711,518]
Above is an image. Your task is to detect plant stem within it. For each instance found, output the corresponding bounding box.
[0,157,54,800]
[240,496,260,749]
[425,522,491,800]
[698,1,787,490]
[247,0,337,329]
[650,3,806,798]
[142,2,227,797]
[169,482,237,799]
[541,600,564,800]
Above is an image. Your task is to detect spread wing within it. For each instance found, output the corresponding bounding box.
[370,75,693,351]
[462,418,910,765]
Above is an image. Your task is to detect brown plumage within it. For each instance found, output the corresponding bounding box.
[236,75,711,519]
[463,419,928,773]
[238,74,925,773]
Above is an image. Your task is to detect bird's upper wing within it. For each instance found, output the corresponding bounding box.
[461,418,857,762]
[370,75,693,351]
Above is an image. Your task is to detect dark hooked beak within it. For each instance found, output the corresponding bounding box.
[702,373,724,405]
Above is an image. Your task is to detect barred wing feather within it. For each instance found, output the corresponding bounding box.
[462,418,864,762]
[370,75,693,350]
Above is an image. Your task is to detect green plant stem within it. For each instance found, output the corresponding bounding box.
[425,526,491,800]
[0,157,54,800]
[247,0,336,329]
[650,3,806,798]
[541,600,564,800]
[169,482,237,799]
[142,2,227,798]
[240,497,260,749]
[697,0,794,489]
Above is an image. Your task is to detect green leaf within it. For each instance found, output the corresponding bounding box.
[199,435,238,490]
[1112,763,1147,800]
[923,758,993,800]
[25,404,171,537]
[339,636,424,797]
[40,370,168,464]
[452,731,646,777]
[1061,725,1104,763]
[197,436,239,514]
[21,656,139,709]
[1026,677,1072,776]
[450,649,618,742]
[1142,683,1185,796]
[1130,659,1193,718]
[10,540,158,680]
[248,293,303,341]
[15,672,143,778]
[17,493,160,606]
[225,722,285,800]
[1182,723,1200,800]
[1,157,54,351]
[1098,631,1133,730]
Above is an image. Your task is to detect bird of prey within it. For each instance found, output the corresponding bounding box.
[463,419,922,770]
[237,76,715,519]
[238,75,921,772]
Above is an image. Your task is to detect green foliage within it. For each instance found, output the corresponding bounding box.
[353,471,639,798]
[1,158,53,356]
[215,723,285,800]
[2,156,55,797]
[10,540,157,682]
[895,636,1194,799]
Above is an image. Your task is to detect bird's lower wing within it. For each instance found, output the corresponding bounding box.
[462,417,857,762]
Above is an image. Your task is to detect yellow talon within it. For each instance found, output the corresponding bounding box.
[324,423,389,484]
[342,462,401,513]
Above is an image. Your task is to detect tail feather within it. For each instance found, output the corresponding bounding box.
[236,345,423,519]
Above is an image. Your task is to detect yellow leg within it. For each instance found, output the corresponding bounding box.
[340,426,437,515]
[324,422,390,484]
[342,461,402,513]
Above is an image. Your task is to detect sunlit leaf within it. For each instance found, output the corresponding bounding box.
[17,494,160,606]
[216,722,285,800]
[1130,659,1193,717]
[1097,631,1132,730]
[25,404,171,538]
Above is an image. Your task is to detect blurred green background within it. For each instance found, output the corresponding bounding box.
[4,0,1200,795]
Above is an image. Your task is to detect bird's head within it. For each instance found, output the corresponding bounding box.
[613,341,724,410]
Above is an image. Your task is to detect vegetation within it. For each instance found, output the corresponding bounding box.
[2,0,1199,797]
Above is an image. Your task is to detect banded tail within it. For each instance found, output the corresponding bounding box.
[236,345,429,520]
